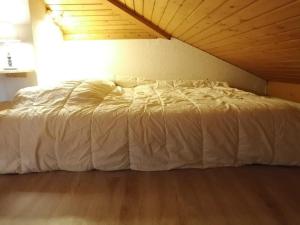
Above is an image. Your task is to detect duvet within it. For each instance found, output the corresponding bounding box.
[0,79,300,174]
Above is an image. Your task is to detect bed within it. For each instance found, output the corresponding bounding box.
[0,79,300,174]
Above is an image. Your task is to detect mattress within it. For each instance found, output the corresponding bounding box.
[0,79,300,174]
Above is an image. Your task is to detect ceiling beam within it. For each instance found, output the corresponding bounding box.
[105,0,171,39]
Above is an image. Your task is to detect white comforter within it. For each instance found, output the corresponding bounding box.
[0,79,300,174]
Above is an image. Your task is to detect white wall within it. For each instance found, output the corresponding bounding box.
[59,38,266,94]
[0,0,37,101]
[28,0,64,85]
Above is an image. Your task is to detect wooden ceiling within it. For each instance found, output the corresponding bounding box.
[45,0,170,40]
[44,0,300,83]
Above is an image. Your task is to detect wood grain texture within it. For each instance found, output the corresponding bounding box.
[106,0,171,39]
[43,0,300,82]
[268,81,300,103]
[64,32,155,40]
[0,166,300,225]
[46,0,171,39]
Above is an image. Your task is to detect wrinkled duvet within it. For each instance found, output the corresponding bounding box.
[0,79,300,174]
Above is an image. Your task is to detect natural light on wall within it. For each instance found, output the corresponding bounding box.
[0,0,30,24]
[0,0,35,72]
[33,14,64,86]
[0,23,17,40]
[35,14,116,86]
[59,40,117,81]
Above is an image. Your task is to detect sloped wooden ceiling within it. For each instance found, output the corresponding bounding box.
[45,0,300,83]
[45,0,170,39]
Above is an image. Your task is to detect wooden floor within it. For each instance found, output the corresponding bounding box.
[0,166,300,225]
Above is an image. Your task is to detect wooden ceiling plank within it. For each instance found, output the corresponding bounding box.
[64,33,156,40]
[194,1,300,48]
[214,16,300,44]
[125,0,134,10]
[159,0,185,30]
[226,57,300,66]
[264,76,300,83]
[204,29,300,54]
[180,0,256,41]
[166,0,204,34]
[243,66,300,71]
[190,48,300,72]
[46,0,156,40]
[105,0,171,39]
[241,70,300,76]
[262,73,300,77]
[223,61,300,71]
[207,49,300,62]
[61,10,118,16]
[143,0,156,21]
[48,4,110,11]
[258,71,300,76]
[45,0,102,4]
[134,0,144,16]
[215,49,300,59]
[254,71,300,77]
[208,59,300,82]
[188,0,295,44]
[206,40,300,57]
[202,16,300,52]
[64,20,134,26]
[151,0,168,25]
[64,15,124,21]
[63,24,142,31]
[218,60,300,69]
[64,29,146,34]
[236,64,300,70]
[171,0,226,38]
[215,53,285,69]
[212,54,300,69]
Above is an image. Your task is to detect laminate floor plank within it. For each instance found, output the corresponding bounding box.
[0,166,299,225]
